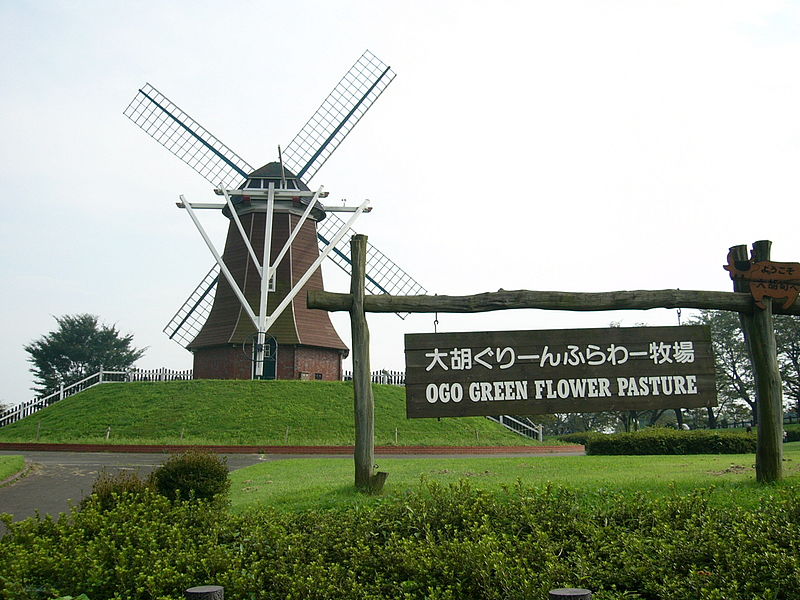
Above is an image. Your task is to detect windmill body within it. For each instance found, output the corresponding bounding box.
[189,163,347,380]
[125,51,426,380]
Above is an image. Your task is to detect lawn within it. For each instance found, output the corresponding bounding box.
[229,441,800,512]
[0,380,540,446]
[0,456,24,482]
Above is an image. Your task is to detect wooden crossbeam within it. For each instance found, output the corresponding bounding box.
[308,288,800,316]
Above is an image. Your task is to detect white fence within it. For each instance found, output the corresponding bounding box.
[486,415,544,441]
[342,369,406,385]
[125,368,194,382]
[0,368,194,428]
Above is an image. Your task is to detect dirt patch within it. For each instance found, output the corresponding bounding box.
[433,469,494,477]
[708,464,752,475]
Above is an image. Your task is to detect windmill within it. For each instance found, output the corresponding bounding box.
[124,50,425,380]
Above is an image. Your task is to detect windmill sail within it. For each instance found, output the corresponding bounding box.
[317,213,427,301]
[124,83,253,189]
[163,265,219,347]
[282,50,396,183]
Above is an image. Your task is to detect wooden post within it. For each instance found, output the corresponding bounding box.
[733,241,783,482]
[549,589,592,599]
[350,235,387,493]
[185,585,223,600]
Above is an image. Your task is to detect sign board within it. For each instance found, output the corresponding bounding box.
[724,249,800,309]
[405,325,716,418]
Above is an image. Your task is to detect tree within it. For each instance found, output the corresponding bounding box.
[688,310,756,426]
[688,310,800,427]
[25,314,145,395]
[776,314,800,420]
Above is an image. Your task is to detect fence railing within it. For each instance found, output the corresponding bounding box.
[342,370,406,385]
[0,369,123,428]
[340,371,546,440]
[0,368,194,428]
[486,415,544,441]
[125,368,194,382]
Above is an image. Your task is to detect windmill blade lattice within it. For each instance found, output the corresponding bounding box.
[282,50,396,183]
[317,213,427,304]
[124,83,253,189]
[163,265,219,347]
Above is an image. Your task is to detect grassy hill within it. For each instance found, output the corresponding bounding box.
[0,380,539,446]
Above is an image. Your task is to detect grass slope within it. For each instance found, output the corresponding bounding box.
[230,442,800,512]
[0,380,537,446]
[0,456,24,482]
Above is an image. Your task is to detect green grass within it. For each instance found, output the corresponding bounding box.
[0,380,541,446]
[0,456,24,482]
[229,441,800,512]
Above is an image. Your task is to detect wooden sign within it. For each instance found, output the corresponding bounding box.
[405,325,716,418]
[724,249,800,309]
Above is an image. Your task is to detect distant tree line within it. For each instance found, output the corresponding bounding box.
[542,311,800,434]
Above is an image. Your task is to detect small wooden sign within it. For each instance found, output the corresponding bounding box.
[405,325,716,418]
[724,249,800,309]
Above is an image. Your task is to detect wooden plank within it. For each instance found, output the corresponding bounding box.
[309,288,800,315]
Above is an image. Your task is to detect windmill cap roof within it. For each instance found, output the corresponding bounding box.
[245,162,310,191]
[227,162,326,221]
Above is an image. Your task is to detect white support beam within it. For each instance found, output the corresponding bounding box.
[254,183,275,379]
[269,186,324,280]
[176,201,226,209]
[220,187,263,278]
[215,188,329,199]
[264,199,371,332]
[322,205,373,213]
[179,195,258,328]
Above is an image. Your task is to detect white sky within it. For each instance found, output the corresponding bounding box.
[2,1,800,405]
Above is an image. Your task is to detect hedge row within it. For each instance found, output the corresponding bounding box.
[555,432,598,446]
[785,424,800,442]
[2,480,799,600]
[585,429,756,455]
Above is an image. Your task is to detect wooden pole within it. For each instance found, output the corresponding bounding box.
[309,288,800,316]
[185,585,224,599]
[350,235,387,493]
[549,589,592,599]
[734,241,784,482]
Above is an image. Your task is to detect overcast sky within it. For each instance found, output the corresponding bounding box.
[2,1,799,405]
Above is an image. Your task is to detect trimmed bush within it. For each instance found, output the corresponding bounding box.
[556,432,599,445]
[148,450,230,503]
[785,425,800,442]
[586,428,757,455]
[80,469,150,512]
[2,481,800,600]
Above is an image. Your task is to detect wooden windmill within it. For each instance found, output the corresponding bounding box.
[124,51,425,380]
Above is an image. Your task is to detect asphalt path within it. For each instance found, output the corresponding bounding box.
[0,450,269,522]
[0,448,583,523]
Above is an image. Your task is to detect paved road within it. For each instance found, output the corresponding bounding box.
[0,448,583,523]
[0,451,269,521]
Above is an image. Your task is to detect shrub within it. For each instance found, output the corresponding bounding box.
[586,428,757,455]
[2,481,800,600]
[80,469,150,512]
[785,425,800,442]
[149,450,230,503]
[556,432,601,445]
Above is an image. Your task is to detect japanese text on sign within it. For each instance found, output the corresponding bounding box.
[404,325,716,418]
